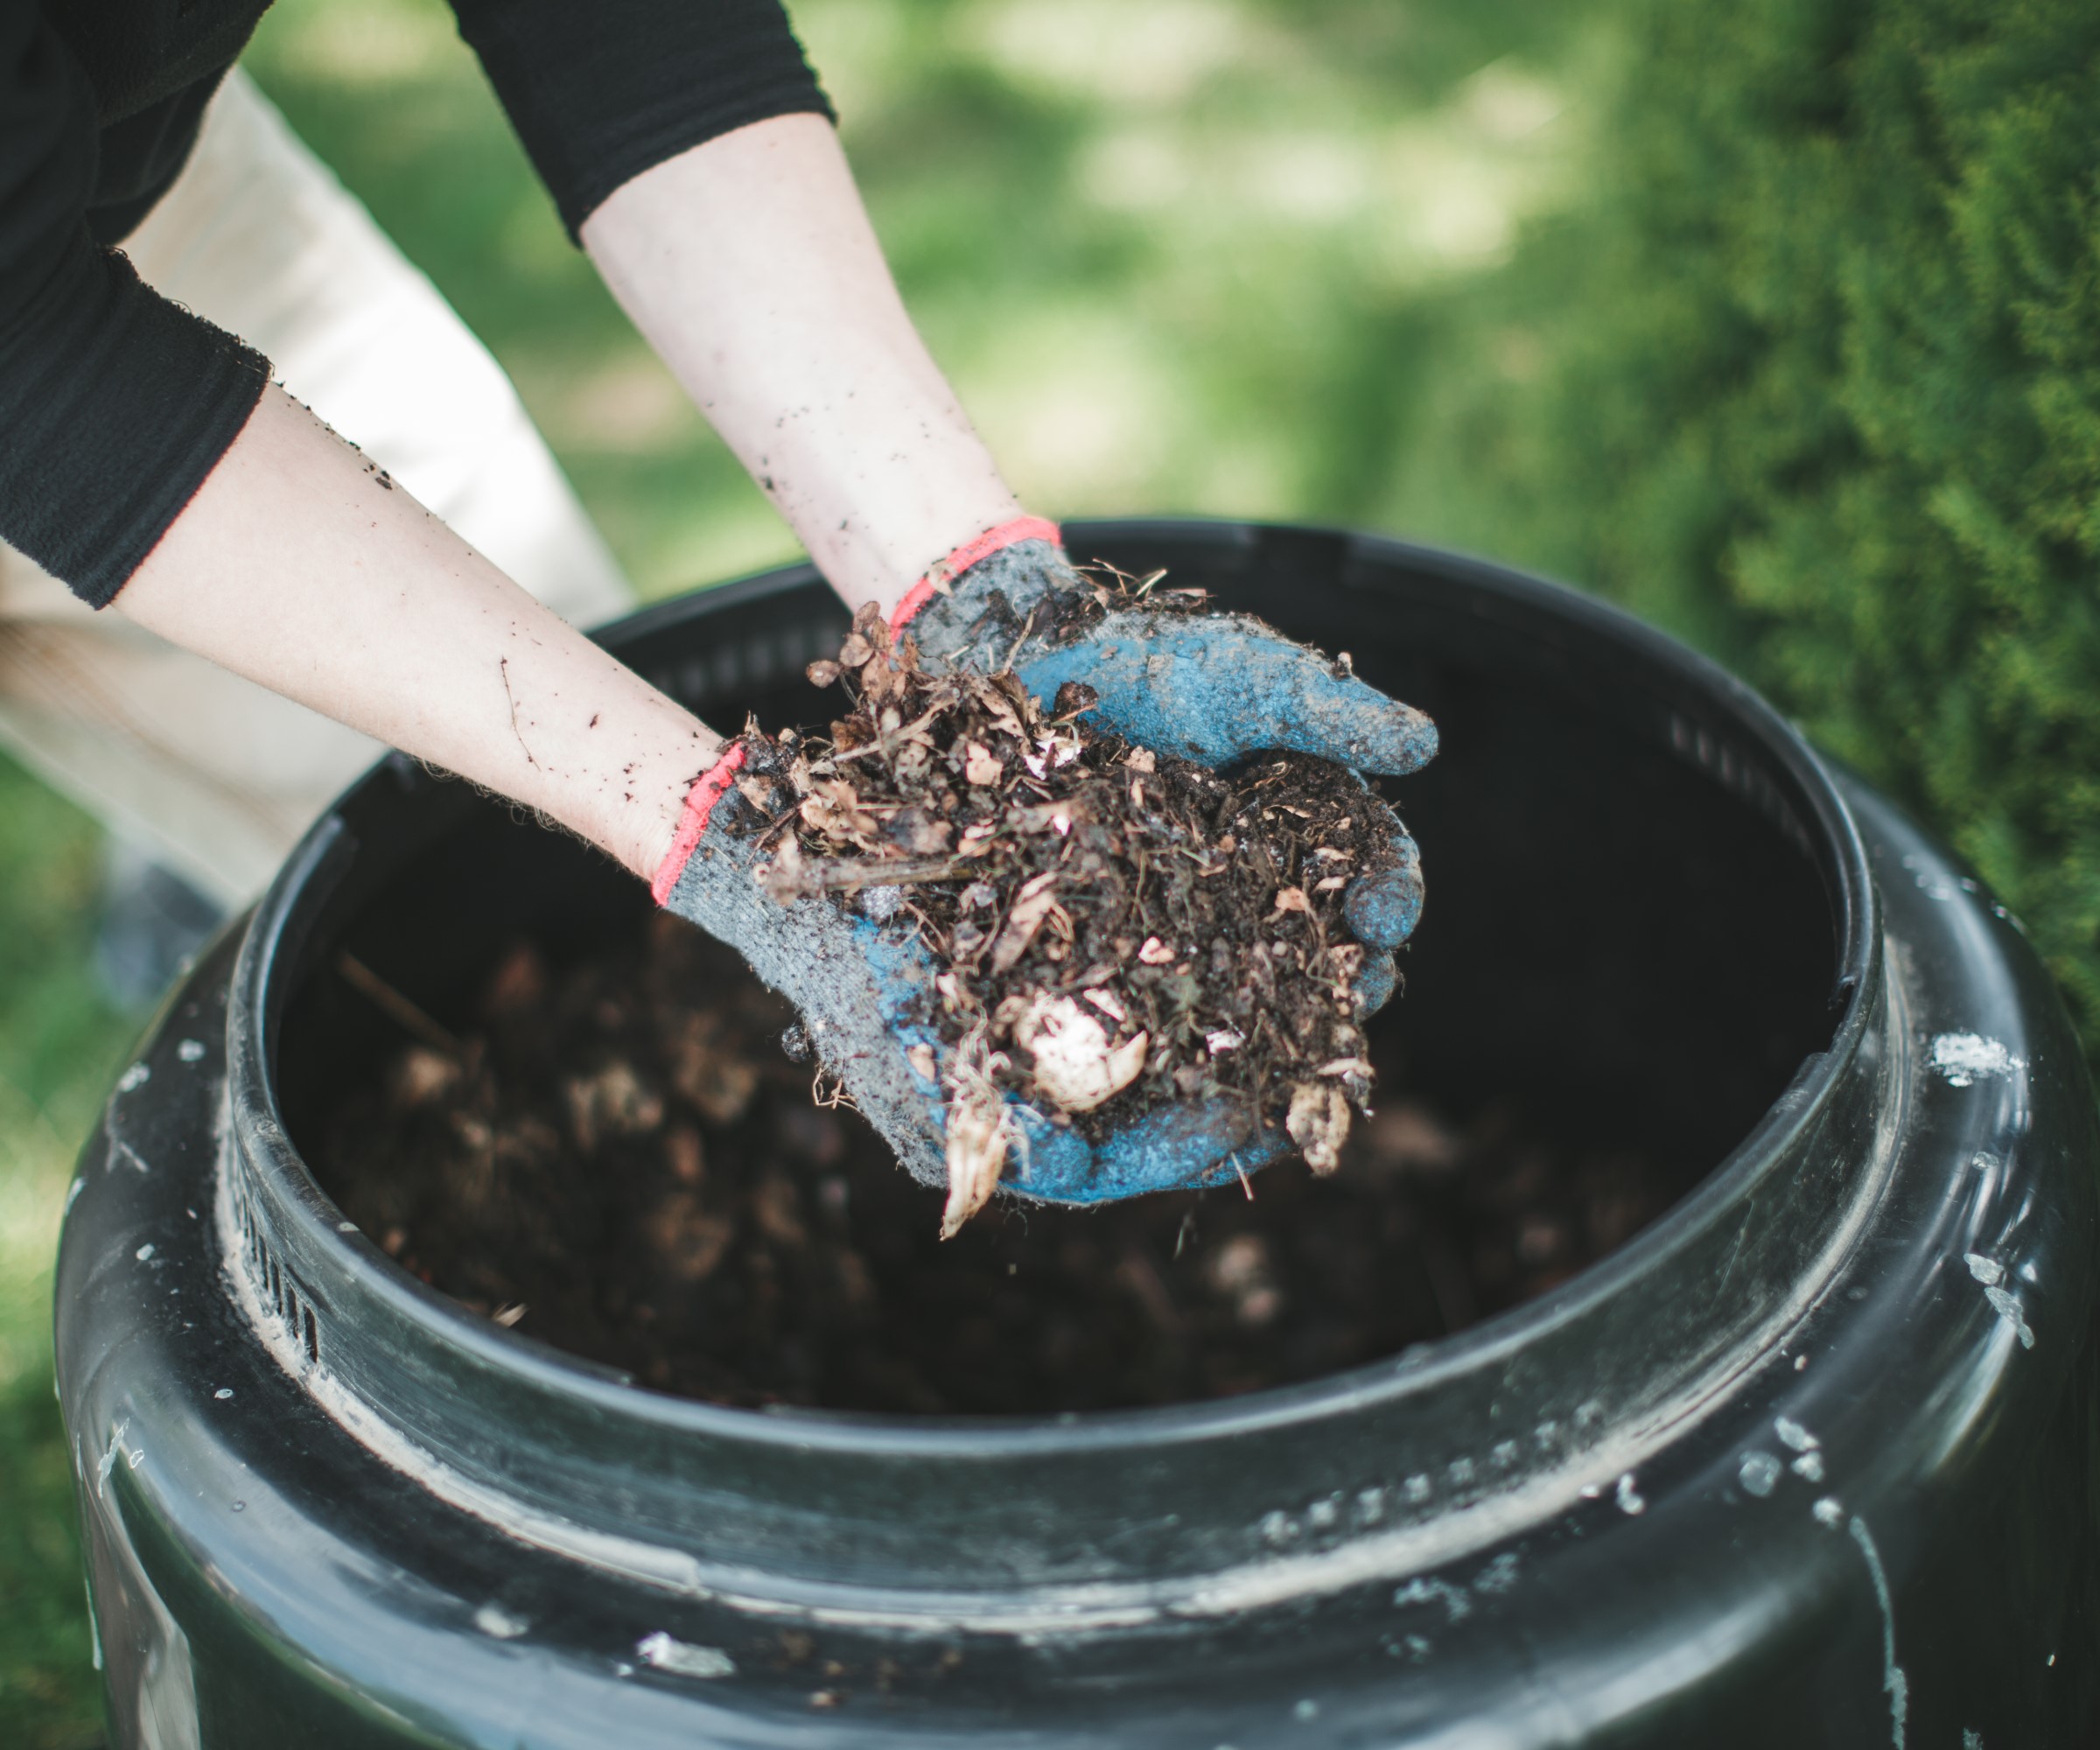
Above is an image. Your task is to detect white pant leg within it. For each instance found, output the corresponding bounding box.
[0,70,634,905]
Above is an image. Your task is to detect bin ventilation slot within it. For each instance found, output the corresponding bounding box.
[230,1170,321,1368]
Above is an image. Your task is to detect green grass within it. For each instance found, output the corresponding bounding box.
[0,1,1603,1735]
[0,763,135,1747]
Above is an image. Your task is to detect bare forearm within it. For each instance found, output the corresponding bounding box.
[582,114,1023,617]
[116,388,719,880]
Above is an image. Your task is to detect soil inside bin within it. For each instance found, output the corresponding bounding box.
[312,916,1673,1415]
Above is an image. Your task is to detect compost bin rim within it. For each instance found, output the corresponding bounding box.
[222,520,1880,1460]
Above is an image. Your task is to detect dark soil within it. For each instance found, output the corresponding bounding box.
[312,918,1674,1416]
[729,587,1404,1192]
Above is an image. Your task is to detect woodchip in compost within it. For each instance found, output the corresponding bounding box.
[721,576,1406,1229]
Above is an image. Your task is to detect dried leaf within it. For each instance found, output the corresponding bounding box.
[1052,680,1100,718]
[1286,1082,1351,1174]
[859,647,898,704]
[1011,801,1080,835]
[963,741,1001,787]
[1272,886,1312,915]
[837,633,874,668]
[760,834,808,903]
[941,1031,1014,1238]
[1137,936,1175,965]
[884,806,952,855]
[733,774,782,814]
[806,658,842,688]
[990,873,1060,972]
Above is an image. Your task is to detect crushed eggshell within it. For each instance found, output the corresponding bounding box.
[1015,994,1149,1113]
[1083,987,1129,1023]
[963,742,1001,787]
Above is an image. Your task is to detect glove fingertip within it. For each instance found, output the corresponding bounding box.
[1348,697,1438,776]
[1354,948,1400,1017]
[1343,863,1424,949]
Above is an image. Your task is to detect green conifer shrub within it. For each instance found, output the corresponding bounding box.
[1411,0,2100,1060]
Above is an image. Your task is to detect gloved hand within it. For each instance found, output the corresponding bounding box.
[892,518,1435,988]
[653,747,1330,1230]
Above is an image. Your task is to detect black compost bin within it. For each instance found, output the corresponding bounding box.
[56,521,2100,1746]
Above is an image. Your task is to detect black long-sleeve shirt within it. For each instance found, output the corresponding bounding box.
[0,0,830,606]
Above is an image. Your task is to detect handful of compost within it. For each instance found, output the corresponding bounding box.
[657,530,1433,1231]
[663,579,1428,1235]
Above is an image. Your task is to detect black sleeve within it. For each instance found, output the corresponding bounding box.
[449,0,836,241]
[0,6,268,607]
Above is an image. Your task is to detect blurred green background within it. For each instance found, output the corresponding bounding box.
[7,0,2095,1740]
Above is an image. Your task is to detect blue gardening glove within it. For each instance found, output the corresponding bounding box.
[892,520,1434,972]
[654,746,1299,1233]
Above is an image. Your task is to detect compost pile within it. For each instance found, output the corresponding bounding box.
[313,921,1674,1413]
[728,582,1402,1228]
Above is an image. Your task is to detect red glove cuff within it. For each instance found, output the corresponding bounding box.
[650,742,748,905]
[888,514,1062,646]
